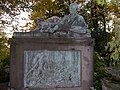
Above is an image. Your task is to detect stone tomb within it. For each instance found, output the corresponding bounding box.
[10,2,94,90]
[10,32,94,90]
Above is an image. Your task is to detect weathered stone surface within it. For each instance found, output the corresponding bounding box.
[102,66,120,90]
[106,67,120,82]
[24,50,80,88]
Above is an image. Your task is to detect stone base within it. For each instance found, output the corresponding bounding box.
[10,32,94,90]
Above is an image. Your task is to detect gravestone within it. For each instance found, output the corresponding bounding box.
[10,2,94,90]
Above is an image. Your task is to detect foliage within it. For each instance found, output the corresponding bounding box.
[0,32,9,59]
[103,0,120,66]
[0,55,10,83]
[28,0,70,30]
[0,0,34,32]
[0,32,9,83]
[93,52,110,90]
[106,18,120,66]
[91,0,120,89]
[0,0,33,15]
[31,0,67,19]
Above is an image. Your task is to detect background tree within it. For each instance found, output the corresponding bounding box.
[0,32,9,82]
[0,0,33,82]
[106,0,120,66]
[0,0,34,32]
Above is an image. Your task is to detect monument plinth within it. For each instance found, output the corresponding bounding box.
[10,2,94,90]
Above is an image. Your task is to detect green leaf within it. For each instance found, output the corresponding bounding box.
[111,0,118,6]
[96,0,106,6]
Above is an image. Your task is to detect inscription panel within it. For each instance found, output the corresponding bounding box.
[24,50,80,88]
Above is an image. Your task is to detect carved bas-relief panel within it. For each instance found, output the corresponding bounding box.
[24,50,81,88]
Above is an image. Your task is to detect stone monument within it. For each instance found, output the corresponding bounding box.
[33,2,91,38]
[10,2,94,90]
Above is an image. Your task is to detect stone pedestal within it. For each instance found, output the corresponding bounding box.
[10,32,94,90]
